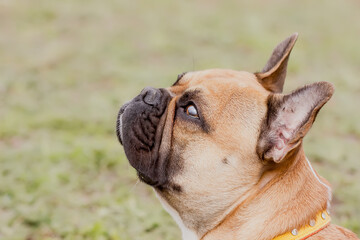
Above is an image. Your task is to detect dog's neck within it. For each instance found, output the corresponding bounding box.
[158,145,332,240]
[201,146,331,240]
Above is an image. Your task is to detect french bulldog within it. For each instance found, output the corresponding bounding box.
[116,33,359,240]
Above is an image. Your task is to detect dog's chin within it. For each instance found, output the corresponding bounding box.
[138,172,161,186]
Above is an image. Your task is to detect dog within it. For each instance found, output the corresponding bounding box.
[116,33,359,240]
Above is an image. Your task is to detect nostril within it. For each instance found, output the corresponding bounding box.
[142,87,160,106]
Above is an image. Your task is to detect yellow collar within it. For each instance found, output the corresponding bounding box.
[273,210,331,240]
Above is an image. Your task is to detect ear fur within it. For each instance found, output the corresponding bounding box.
[256,33,298,93]
[257,82,334,163]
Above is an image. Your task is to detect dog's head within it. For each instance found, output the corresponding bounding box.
[116,33,334,233]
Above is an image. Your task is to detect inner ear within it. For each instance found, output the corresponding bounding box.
[257,82,334,163]
[256,33,298,93]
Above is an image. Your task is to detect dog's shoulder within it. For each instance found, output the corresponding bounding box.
[308,224,359,240]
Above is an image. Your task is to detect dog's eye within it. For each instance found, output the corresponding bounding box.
[185,105,199,118]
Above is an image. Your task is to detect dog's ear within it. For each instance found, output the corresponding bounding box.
[257,82,334,163]
[256,33,298,93]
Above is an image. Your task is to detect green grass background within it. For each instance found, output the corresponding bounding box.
[0,0,359,239]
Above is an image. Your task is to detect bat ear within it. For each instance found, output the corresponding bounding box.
[256,33,298,93]
[257,82,334,163]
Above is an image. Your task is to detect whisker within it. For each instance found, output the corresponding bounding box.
[130,179,140,192]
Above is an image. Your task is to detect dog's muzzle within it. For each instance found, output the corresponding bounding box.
[116,87,167,145]
[116,87,172,186]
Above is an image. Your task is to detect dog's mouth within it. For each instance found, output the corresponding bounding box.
[116,87,174,187]
[117,113,123,145]
[116,102,129,145]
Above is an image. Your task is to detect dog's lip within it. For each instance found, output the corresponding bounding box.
[117,103,128,145]
[117,113,123,145]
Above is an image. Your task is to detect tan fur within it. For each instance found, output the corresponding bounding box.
[153,68,359,239]
[122,34,360,240]
[163,70,268,236]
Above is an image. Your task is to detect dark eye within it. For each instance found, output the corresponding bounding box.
[185,105,199,118]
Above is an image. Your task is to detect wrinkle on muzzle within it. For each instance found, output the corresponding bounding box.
[119,89,177,188]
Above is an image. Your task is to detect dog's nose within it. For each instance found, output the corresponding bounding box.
[141,87,162,106]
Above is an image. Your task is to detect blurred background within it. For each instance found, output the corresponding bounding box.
[0,0,359,239]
